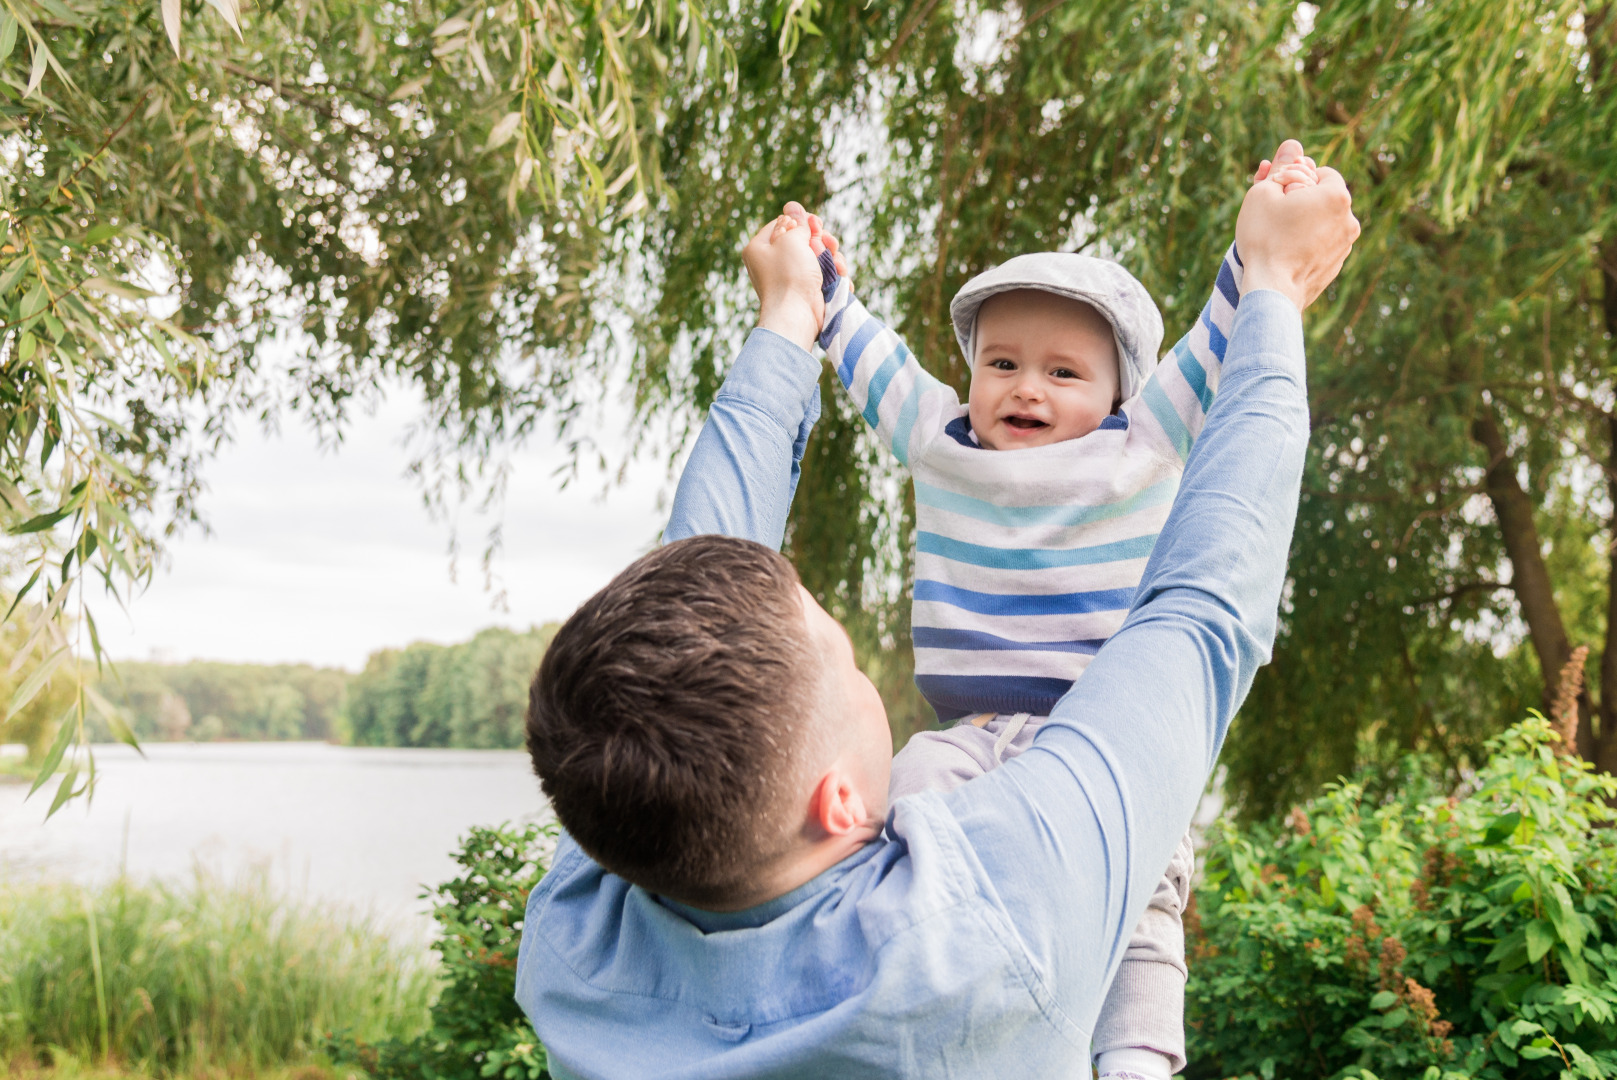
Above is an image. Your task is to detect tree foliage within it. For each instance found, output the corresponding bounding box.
[3,0,1611,813]
[440,0,1613,777]
[0,0,816,807]
[343,624,555,749]
[579,0,1617,795]
[101,659,348,741]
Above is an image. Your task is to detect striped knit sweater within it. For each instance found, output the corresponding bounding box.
[816,245,1245,720]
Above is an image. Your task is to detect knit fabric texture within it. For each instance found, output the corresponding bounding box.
[816,245,1244,720]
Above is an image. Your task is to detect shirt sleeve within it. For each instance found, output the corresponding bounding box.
[817,256,960,467]
[663,327,824,549]
[1125,244,1244,463]
[942,288,1309,1035]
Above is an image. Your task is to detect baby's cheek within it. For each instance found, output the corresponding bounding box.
[1067,389,1114,437]
[965,380,995,421]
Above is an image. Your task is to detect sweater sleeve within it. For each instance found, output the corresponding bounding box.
[663,328,824,549]
[1125,243,1244,463]
[816,253,960,467]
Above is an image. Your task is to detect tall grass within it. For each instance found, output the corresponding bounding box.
[0,874,435,1072]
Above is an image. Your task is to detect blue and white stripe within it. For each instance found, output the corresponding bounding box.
[817,246,1244,720]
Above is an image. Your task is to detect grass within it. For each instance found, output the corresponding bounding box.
[0,755,39,782]
[0,875,434,1075]
[3,1055,357,1079]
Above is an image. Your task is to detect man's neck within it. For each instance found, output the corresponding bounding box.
[696,825,883,913]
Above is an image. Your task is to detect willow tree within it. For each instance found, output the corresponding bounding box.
[566,0,1612,800]
[8,0,1611,818]
[0,0,767,809]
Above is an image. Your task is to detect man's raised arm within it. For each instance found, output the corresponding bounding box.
[663,216,829,548]
[663,328,820,548]
[942,172,1360,1029]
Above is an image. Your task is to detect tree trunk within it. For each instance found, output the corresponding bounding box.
[1597,243,1617,773]
[1471,408,1573,704]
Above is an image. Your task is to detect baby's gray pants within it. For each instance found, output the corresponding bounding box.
[889,712,1194,1071]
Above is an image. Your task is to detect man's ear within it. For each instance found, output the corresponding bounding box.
[807,767,867,838]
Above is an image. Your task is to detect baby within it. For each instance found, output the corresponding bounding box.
[759,141,1319,1080]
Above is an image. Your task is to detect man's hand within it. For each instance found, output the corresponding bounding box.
[1235,144,1360,312]
[744,210,825,351]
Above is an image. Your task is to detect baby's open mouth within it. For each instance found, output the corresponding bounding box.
[1003,416,1048,430]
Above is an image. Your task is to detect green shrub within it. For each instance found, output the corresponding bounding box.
[333,822,556,1080]
[1187,717,1617,1079]
[0,874,433,1071]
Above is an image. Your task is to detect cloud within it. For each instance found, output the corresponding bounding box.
[96,389,670,670]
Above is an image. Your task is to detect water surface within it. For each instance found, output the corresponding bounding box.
[0,742,549,938]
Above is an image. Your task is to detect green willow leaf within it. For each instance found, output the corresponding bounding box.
[9,509,70,534]
[2,566,41,624]
[8,644,70,720]
[26,701,77,797]
[45,762,81,818]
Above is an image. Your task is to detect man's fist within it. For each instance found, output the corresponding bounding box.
[743,202,850,351]
[743,210,825,351]
[1236,143,1360,312]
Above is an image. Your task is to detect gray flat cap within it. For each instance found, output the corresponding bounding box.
[950,253,1164,403]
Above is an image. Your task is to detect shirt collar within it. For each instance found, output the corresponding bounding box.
[654,841,885,933]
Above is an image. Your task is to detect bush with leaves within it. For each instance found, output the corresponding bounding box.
[332,821,556,1080]
[1187,717,1617,1079]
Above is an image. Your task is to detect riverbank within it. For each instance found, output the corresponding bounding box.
[0,876,433,1073]
[4,1059,352,1080]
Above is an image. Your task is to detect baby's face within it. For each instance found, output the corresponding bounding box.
[967,291,1121,450]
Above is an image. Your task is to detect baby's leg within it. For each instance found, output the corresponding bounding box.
[1093,831,1196,1078]
[888,715,1004,800]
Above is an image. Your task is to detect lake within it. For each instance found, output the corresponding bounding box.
[0,742,549,940]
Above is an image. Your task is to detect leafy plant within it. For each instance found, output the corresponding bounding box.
[1187,717,1617,1079]
[333,821,557,1080]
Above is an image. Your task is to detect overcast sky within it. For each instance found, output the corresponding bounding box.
[93,388,674,671]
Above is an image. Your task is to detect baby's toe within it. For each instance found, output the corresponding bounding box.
[806,214,827,254]
[1271,138,1306,165]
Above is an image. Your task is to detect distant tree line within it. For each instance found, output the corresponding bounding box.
[343,627,558,750]
[81,626,558,750]
[103,662,351,743]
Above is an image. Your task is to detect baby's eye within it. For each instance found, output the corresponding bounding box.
[1050,367,1080,380]
[989,359,1016,371]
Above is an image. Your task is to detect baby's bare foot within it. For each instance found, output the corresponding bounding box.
[779,202,850,277]
[1257,139,1320,194]
[768,213,802,242]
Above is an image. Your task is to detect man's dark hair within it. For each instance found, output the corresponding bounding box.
[527,534,824,905]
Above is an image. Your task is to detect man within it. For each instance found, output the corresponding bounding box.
[515,155,1360,1079]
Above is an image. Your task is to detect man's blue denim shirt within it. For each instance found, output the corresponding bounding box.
[515,290,1309,1079]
